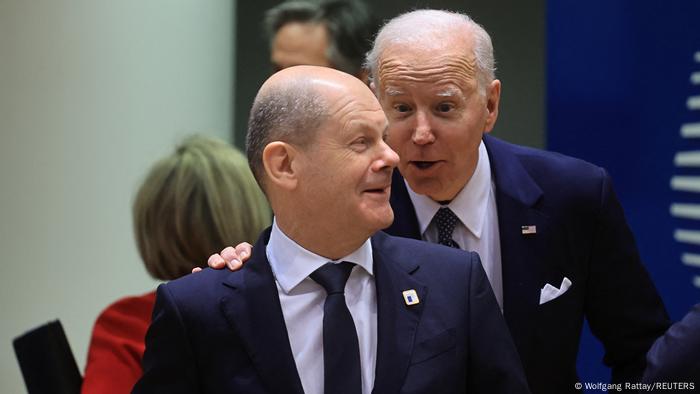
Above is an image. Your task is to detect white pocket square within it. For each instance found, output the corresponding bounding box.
[539,277,572,305]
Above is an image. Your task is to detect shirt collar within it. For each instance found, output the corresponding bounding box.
[266,218,374,294]
[406,140,492,239]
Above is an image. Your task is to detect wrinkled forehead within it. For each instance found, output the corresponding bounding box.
[375,42,477,96]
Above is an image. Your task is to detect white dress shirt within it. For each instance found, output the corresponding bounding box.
[266,219,377,394]
[406,141,504,309]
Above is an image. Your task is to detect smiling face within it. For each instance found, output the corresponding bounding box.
[375,34,500,202]
[297,77,398,237]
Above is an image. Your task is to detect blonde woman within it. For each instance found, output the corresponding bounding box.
[81,136,270,393]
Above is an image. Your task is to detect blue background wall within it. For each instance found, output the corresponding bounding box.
[547,0,700,386]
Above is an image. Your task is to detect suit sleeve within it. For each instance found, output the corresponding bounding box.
[585,169,671,384]
[132,284,200,394]
[643,303,700,384]
[465,252,531,394]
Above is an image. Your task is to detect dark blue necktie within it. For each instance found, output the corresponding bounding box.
[434,207,461,249]
[310,261,362,394]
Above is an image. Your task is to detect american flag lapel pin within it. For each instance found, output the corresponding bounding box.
[521,225,537,235]
[402,289,420,306]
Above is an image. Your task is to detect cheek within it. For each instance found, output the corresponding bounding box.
[438,127,473,155]
[387,126,411,151]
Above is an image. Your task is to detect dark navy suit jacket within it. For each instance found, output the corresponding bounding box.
[643,303,700,385]
[133,229,530,394]
[385,135,671,394]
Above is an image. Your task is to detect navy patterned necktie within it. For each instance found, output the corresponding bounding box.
[433,207,461,249]
[310,261,362,394]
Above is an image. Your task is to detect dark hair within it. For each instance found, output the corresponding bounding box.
[264,0,377,76]
[246,79,328,189]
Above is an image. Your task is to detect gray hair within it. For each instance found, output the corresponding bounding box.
[246,79,328,189]
[264,0,376,76]
[365,9,496,94]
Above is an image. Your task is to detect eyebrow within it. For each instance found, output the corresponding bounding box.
[436,87,461,97]
[384,88,404,97]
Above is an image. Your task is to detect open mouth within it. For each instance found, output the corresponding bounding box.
[411,161,438,169]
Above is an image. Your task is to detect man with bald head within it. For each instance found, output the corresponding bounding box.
[211,9,671,394]
[133,66,529,394]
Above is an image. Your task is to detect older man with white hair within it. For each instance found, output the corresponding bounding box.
[370,9,670,393]
[210,9,671,394]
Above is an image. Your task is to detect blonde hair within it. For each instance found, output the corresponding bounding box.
[133,135,271,280]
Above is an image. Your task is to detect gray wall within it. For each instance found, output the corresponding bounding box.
[234,0,545,148]
[0,1,235,392]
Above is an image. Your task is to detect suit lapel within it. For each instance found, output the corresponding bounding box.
[219,229,304,394]
[370,232,426,394]
[484,135,548,365]
[386,169,422,240]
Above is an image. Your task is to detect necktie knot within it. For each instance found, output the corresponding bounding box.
[311,261,354,295]
[433,207,461,249]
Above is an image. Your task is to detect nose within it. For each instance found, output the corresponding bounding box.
[412,110,435,145]
[373,140,400,172]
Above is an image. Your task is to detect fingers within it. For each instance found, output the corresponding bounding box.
[234,242,252,262]
[192,267,202,273]
[207,244,251,272]
[220,247,242,271]
[207,253,227,269]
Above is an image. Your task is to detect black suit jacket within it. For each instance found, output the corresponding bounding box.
[133,228,530,394]
[385,135,671,394]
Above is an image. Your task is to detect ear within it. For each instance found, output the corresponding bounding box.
[262,142,299,191]
[483,79,501,134]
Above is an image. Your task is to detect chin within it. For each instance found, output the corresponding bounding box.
[407,181,442,200]
[375,211,395,231]
[360,210,394,233]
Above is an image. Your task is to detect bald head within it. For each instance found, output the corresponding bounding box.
[365,9,495,94]
[246,66,380,189]
[246,66,395,257]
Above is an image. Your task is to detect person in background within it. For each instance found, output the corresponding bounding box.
[266,0,376,82]
[209,9,671,393]
[81,135,271,393]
